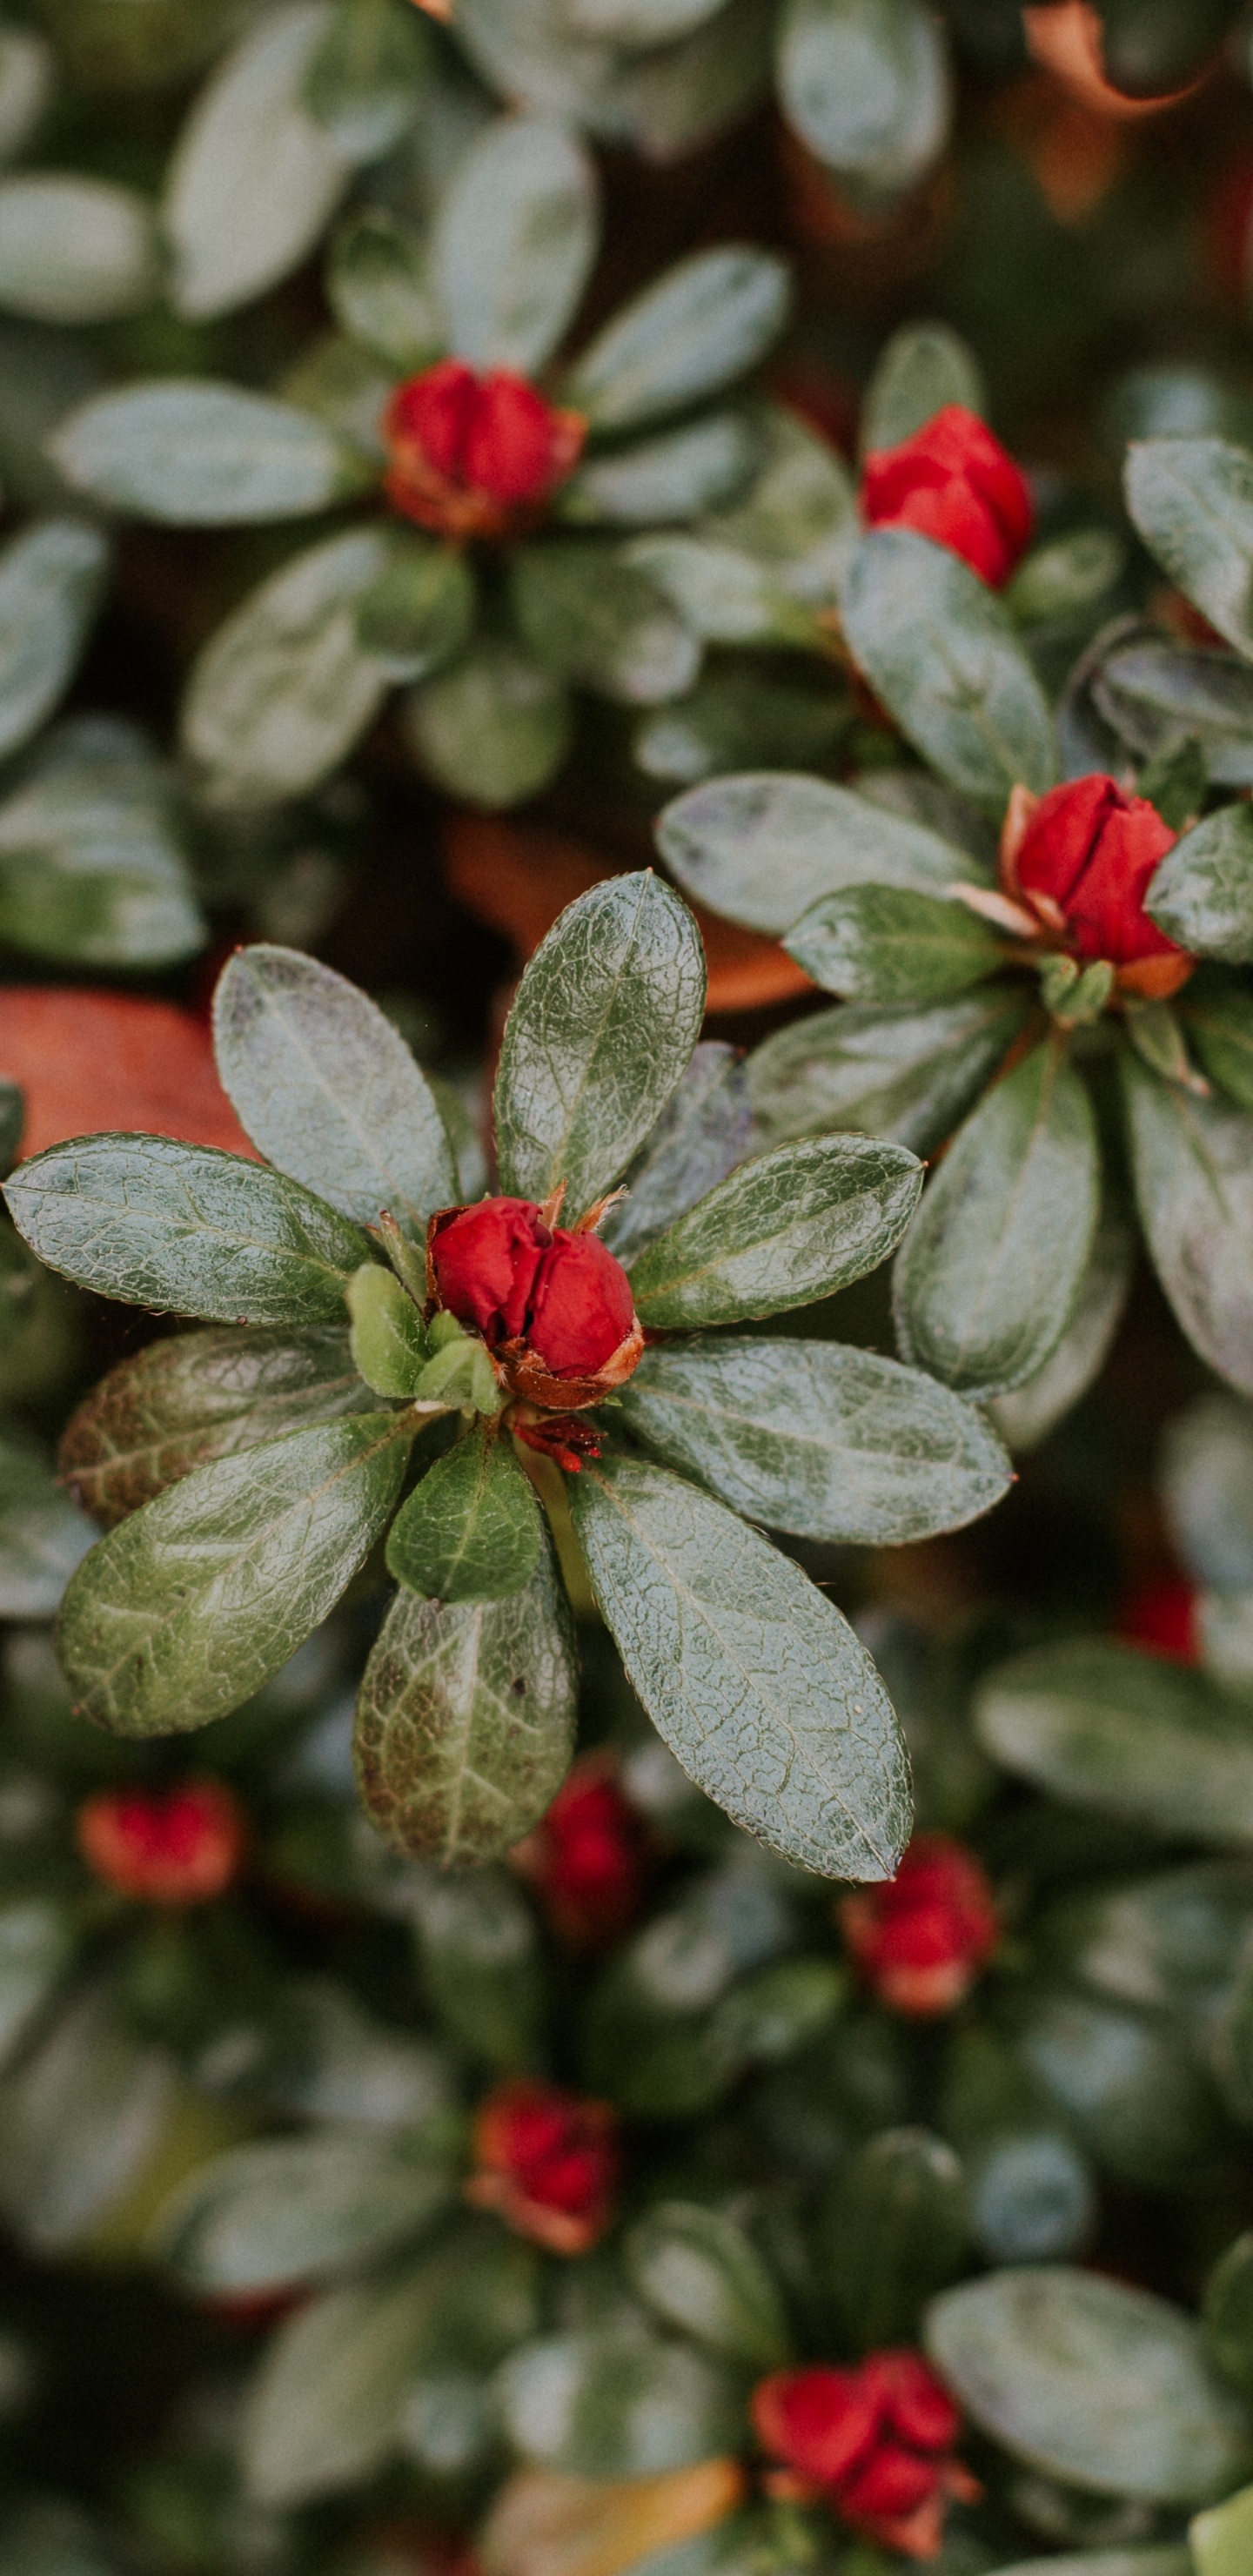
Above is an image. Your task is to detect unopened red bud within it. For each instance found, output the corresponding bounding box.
[384,360,585,540]
[428,1195,642,1416]
[1113,1573,1199,1664]
[839,1832,1000,2017]
[751,2349,974,2562]
[513,1754,648,1944]
[466,2077,620,2255]
[76,1780,245,1906]
[861,403,1034,589]
[1007,774,1192,997]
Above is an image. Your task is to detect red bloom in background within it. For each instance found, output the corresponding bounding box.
[861,403,1034,588]
[1114,1573,1199,1663]
[466,2077,620,2255]
[76,1781,245,1906]
[753,2350,977,2560]
[840,1833,1000,2017]
[429,1196,642,1412]
[385,359,586,540]
[512,1754,648,1946]
[1004,774,1193,999]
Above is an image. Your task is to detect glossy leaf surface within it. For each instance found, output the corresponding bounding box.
[629,1131,921,1327]
[842,528,1057,810]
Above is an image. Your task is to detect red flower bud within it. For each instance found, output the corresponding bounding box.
[512,1754,648,1945]
[1005,773,1192,997]
[861,403,1034,589]
[1113,1573,1199,1664]
[428,1196,642,1413]
[752,2351,975,2562]
[466,2077,620,2255]
[384,359,585,540]
[76,1780,245,1906]
[839,1832,1000,2017]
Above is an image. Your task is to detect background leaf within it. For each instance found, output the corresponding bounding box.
[511,541,701,705]
[776,0,950,201]
[50,382,372,526]
[57,1412,412,1737]
[403,637,572,808]
[1125,438,1253,663]
[559,248,790,433]
[628,1131,921,1327]
[861,319,984,455]
[657,769,982,937]
[0,1424,92,1614]
[822,2127,968,2348]
[1148,805,1253,960]
[353,1540,578,1863]
[0,175,157,323]
[623,2200,791,2368]
[154,2133,449,2296]
[0,520,109,765]
[432,115,599,374]
[975,1640,1253,1845]
[0,716,204,971]
[326,208,445,372]
[303,0,430,163]
[570,1452,911,1878]
[493,869,706,1216]
[163,2,351,322]
[181,527,393,808]
[496,2326,743,2478]
[213,943,454,1232]
[841,528,1058,810]
[559,413,758,527]
[747,988,1028,1155]
[1122,1051,1253,1398]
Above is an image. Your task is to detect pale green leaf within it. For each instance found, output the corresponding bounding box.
[511,541,701,705]
[1148,804,1253,960]
[154,2133,449,2295]
[841,527,1058,809]
[0,1425,92,1615]
[0,519,109,764]
[402,635,572,808]
[628,1131,921,1328]
[0,174,157,323]
[657,769,982,938]
[975,1639,1253,1845]
[746,988,1027,1155]
[558,413,759,528]
[432,115,598,374]
[1125,437,1253,663]
[777,0,950,200]
[304,0,430,163]
[496,2325,743,2477]
[50,381,372,526]
[1122,1050,1253,1397]
[623,2201,791,2368]
[327,207,445,372]
[182,526,394,808]
[560,247,790,433]
[861,319,984,455]
[163,2,350,322]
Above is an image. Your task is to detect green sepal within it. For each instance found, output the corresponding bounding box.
[411,1325,503,1415]
[346,1262,427,1398]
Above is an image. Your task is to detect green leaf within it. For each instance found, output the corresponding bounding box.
[0,174,157,323]
[0,716,204,970]
[163,2,351,322]
[5,1136,373,1324]
[402,635,572,808]
[212,943,455,1232]
[1193,2485,1253,2576]
[0,29,50,169]
[304,0,430,163]
[1186,983,1253,1111]
[0,1902,74,2076]
[57,1324,372,1527]
[0,1426,92,1614]
[511,541,701,705]
[601,1042,751,1265]
[182,527,394,808]
[570,1452,910,1879]
[559,413,759,528]
[493,869,706,1217]
[787,883,1002,1004]
[628,1132,921,1328]
[821,2129,968,2349]
[386,1426,543,1603]
[842,528,1058,810]
[657,770,983,938]
[407,1867,543,2070]
[433,115,598,375]
[983,2555,1186,2576]
[1007,529,1126,628]
[1092,640,1253,790]
[280,325,393,458]
[57,1412,412,1737]
[563,0,725,37]
[1203,2236,1253,2401]
[637,667,848,793]
[497,2326,743,2478]
[354,1546,578,1863]
[50,381,372,527]
[0,1985,174,2255]
[243,2264,442,2505]
[625,533,825,651]
[560,247,791,434]
[1161,1390,1253,1592]
[1122,1050,1253,1397]
[622,2202,791,2368]
[975,1639,1253,1845]
[355,534,476,680]
[989,1198,1135,1452]
[153,2134,449,2296]
[861,319,984,455]
[698,405,858,609]
[346,1266,426,1398]
[1147,804,1253,960]
[894,1042,1101,1398]
[777,0,950,201]
[1013,1987,1227,2195]
[926,2268,1251,2506]
[620,1336,1011,1544]
[326,207,444,372]
[1125,437,1253,664]
[0,519,109,764]
[747,988,1028,1155]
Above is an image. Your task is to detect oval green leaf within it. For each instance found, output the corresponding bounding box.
[975,1638,1253,1845]
[1122,1050,1253,1398]
[181,526,393,808]
[432,114,598,375]
[658,768,979,936]
[629,1131,921,1328]
[50,381,372,526]
[560,246,791,434]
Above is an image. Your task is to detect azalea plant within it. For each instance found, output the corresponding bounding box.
[3,874,1014,1875]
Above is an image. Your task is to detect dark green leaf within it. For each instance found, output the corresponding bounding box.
[1125,437,1253,663]
[975,1639,1253,1844]
[747,988,1028,1155]
[212,943,455,1231]
[1139,733,1208,835]
[402,636,572,808]
[927,2269,1251,2505]
[989,1197,1134,1452]
[633,661,849,789]
[0,519,109,763]
[777,0,950,201]
[0,1902,73,2075]
[861,320,984,455]
[894,1042,1101,1397]
[658,768,982,938]
[841,528,1058,810]
[354,534,475,679]
[629,1132,921,1328]
[494,869,706,1218]
[1186,983,1253,1110]
[354,1541,577,1862]
[620,1336,1011,1543]
[1015,1986,1230,2194]
[57,1412,412,1737]
[623,2201,791,2367]
[496,2326,743,2477]
[5,1136,373,1323]
[560,248,790,433]
[1007,529,1126,629]
[154,2133,449,2294]
[304,0,429,163]
[1122,1050,1253,1396]
[407,1868,543,2069]
[162,3,350,322]
[432,115,598,376]
[50,382,372,526]
[570,1452,910,1878]
[821,2128,968,2349]
[1148,805,1253,960]
[787,882,1002,1003]
[510,541,701,704]
[1204,2236,1253,2401]
[327,207,443,371]
[559,413,759,527]
[0,174,157,323]
[1093,641,1253,789]
[182,527,394,808]
[600,1043,752,1265]
[385,1426,543,1602]
[0,1984,174,2254]
[59,1324,371,1529]
[346,1266,426,1399]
